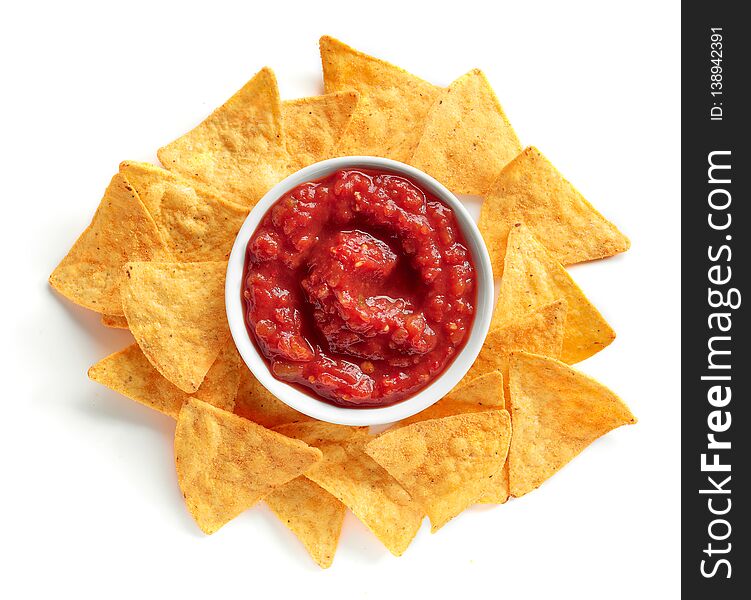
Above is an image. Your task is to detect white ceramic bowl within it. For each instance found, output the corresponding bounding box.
[226,157,493,426]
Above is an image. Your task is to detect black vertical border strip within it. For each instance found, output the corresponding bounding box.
[682,2,748,596]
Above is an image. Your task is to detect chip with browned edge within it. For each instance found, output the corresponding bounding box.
[479,147,630,275]
[320,35,441,162]
[283,91,359,170]
[158,68,290,207]
[88,340,240,417]
[49,174,168,315]
[265,476,345,569]
[494,225,614,363]
[397,371,505,427]
[233,366,312,428]
[121,261,230,393]
[175,398,322,534]
[508,352,636,497]
[101,313,128,329]
[366,410,511,532]
[411,69,521,195]
[275,421,424,556]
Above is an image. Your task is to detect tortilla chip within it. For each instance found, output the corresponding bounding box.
[119,161,249,262]
[397,371,505,427]
[175,398,322,534]
[88,340,240,417]
[283,91,359,170]
[470,299,567,387]
[320,35,441,161]
[265,477,345,569]
[101,313,128,329]
[157,67,289,207]
[157,187,248,261]
[119,160,226,213]
[464,300,567,504]
[495,226,614,363]
[49,174,168,315]
[479,147,630,275]
[233,366,312,428]
[508,352,636,497]
[192,341,242,412]
[88,344,188,417]
[411,69,521,194]
[121,261,230,393]
[365,410,511,532]
[275,422,423,556]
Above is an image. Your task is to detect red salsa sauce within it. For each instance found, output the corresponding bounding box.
[243,169,477,407]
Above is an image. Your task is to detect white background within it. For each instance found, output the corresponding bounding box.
[2,1,680,598]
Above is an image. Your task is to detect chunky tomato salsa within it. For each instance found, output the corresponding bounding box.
[243,169,477,407]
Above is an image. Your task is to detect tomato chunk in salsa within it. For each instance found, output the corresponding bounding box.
[243,169,476,407]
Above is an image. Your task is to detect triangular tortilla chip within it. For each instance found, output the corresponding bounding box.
[49,174,168,315]
[101,313,128,329]
[470,299,567,386]
[121,261,230,393]
[233,366,312,428]
[119,161,249,262]
[157,67,289,207]
[479,147,630,275]
[175,398,322,534]
[508,352,636,497]
[468,300,566,504]
[366,410,511,532]
[265,477,345,569]
[275,422,423,556]
[283,91,359,170]
[88,341,240,417]
[320,35,441,161]
[411,69,521,194]
[495,226,614,363]
[155,186,248,261]
[89,344,187,417]
[119,160,226,213]
[397,371,505,427]
[191,341,242,412]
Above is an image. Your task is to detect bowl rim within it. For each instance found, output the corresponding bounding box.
[225,156,494,426]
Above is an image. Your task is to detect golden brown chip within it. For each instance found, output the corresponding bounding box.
[283,91,359,170]
[265,477,345,569]
[479,147,630,275]
[119,160,226,213]
[49,174,169,316]
[468,300,567,504]
[508,352,636,497]
[175,398,322,534]
[119,161,249,262]
[88,340,240,417]
[397,371,505,427]
[192,341,242,412]
[470,299,567,387]
[233,366,312,428]
[320,35,441,161]
[365,410,511,532]
[411,69,521,194]
[275,421,423,556]
[101,313,128,329]
[121,261,230,393]
[88,344,188,417]
[275,421,370,447]
[157,67,289,207]
[494,225,614,363]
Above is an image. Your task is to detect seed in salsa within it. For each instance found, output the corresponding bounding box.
[243,169,476,407]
